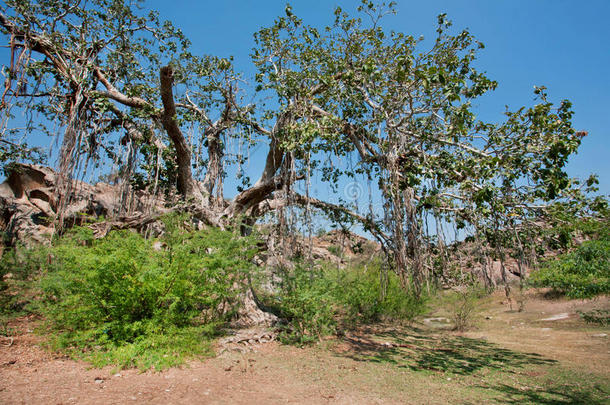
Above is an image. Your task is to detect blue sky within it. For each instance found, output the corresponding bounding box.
[147,0,610,196]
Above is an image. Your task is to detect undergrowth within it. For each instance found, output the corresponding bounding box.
[2,214,257,370]
[577,309,609,326]
[1,214,432,363]
[265,260,429,344]
[530,217,609,298]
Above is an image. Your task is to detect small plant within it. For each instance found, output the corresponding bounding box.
[446,285,486,332]
[577,309,609,326]
[327,245,342,257]
[0,318,15,337]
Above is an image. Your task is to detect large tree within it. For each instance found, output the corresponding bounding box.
[0,0,602,295]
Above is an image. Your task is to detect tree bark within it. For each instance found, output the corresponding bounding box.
[159,65,200,200]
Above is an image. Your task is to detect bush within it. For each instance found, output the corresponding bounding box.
[447,285,486,331]
[332,263,428,324]
[577,309,609,326]
[529,238,609,299]
[272,265,337,344]
[268,260,428,344]
[32,215,257,370]
[0,242,49,316]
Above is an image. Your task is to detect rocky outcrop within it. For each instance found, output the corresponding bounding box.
[0,163,159,247]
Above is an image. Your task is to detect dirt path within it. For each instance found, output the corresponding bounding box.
[1,291,608,404]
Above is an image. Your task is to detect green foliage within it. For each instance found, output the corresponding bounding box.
[529,227,609,298]
[444,286,486,331]
[327,245,341,256]
[272,265,337,344]
[31,215,256,369]
[267,260,428,344]
[332,263,428,324]
[577,309,609,326]
[0,243,50,316]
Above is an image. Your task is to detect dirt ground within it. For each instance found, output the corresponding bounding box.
[1,290,608,404]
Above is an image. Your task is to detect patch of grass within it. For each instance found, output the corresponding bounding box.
[327,245,341,256]
[337,328,556,375]
[0,317,15,337]
[484,367,610,404]
[330,326,609,403]
[56,326,216,371]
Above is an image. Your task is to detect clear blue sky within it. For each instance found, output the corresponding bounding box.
[147,0,610,196]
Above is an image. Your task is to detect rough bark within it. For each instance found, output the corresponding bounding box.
[159,65,201,200]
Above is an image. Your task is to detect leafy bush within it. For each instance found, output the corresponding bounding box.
[529,238,609,299]
[268,260,428,344]
[332,263,428,324]
[272,265,337,344]
[32,215,257,370]
[0,242,49,316]
[542,212,609,251]
[447,286,486,331]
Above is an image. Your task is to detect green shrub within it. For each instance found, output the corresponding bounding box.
[577,309,609,326]
[447,285,486,331]
[33,215,257,370]
[332,263,428,324]
[529,238,609,299]
[0,242,49,316]
[273,265,337,344]
[268,260,428,344]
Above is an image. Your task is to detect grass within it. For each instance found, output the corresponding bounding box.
[233,324,609,404]
[335,327,556,375]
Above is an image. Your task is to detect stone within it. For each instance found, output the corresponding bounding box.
[540,313,570,321]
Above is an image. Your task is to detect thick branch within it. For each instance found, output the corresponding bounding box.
[253,193,390,245]
[93,68,154,111]
[159,65,198,199]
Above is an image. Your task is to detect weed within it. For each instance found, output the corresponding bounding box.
[577,309,609,326]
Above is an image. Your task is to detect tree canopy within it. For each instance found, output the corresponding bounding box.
[0,0,605,294]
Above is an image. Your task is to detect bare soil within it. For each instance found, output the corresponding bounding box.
[1,290,608,404]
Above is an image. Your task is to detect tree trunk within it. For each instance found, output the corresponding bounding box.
[159,65,201,200]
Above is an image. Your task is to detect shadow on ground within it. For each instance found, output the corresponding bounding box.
[335,327,555,375]
[483,382,609,405]
[334,327,609,403]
